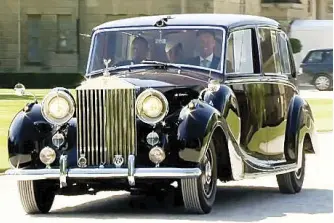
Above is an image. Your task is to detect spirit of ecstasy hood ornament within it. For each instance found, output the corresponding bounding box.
[103,58,112,76]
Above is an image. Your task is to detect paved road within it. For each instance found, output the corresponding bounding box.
[298,84,333,99]
[0,132,332,222]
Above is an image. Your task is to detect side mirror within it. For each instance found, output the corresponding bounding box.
[14,83,26,96]
[13,83,37,102]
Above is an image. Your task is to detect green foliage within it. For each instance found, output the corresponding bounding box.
[289,38,303,54]
[0,72,85,89]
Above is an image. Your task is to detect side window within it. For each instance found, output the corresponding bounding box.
[259,28,281,74]
[324,50,333,63]
[277,32,291,74]
[305,51,324,63]
[225,29,254,74]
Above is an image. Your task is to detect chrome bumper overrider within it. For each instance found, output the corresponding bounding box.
[5,155,202,187]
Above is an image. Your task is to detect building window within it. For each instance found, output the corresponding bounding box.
[57,15,75,53]
[27,15,41,63]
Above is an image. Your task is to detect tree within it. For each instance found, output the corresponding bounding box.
[289,38,302,54]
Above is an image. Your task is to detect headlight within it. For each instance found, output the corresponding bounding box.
[136,89,169,125]
[41,88,75,125]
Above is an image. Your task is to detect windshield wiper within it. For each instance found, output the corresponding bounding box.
[141,60,182,71]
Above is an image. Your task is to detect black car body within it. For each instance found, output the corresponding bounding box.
[5,14,318,214]
[298,48,333,91]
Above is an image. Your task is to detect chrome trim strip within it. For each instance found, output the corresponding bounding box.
[5,168,202,180]
[59,154,67,188]
[128,155,135,186]
[94,89,99,164]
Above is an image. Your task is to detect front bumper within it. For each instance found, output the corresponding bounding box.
[4,155,202,187]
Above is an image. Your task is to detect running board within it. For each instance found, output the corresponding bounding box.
[244,163,298,179]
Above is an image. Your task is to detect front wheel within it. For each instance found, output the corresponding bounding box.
[181,139,217,214]
[17,180,55,214]
[276,149,305,194]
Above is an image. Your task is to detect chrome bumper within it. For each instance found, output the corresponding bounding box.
[4,155,201,187]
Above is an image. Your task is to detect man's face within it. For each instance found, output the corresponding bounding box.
[198,33,216,58]
[131,40,148,62]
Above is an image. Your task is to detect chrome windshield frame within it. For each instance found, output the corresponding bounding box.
[85,25,227,76]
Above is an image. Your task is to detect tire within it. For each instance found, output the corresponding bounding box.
[314,74,332,91]
[181,139,217,214]
[276,149,306,194]
[17,180,55,214]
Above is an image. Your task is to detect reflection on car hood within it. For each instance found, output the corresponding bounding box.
[117,70,208,88]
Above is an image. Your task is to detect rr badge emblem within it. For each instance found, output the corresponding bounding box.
[113,155,124,168]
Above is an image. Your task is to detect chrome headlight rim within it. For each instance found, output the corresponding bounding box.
[41,89,75,125]
[135,88,169,125]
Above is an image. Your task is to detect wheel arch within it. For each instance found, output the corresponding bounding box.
[211,126,233,182]
[285,95,318,169]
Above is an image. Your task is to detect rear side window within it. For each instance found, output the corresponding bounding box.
[259,28,281,74]
[225,29,254,74]
[277,32,291,74]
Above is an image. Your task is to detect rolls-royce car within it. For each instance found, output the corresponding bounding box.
[5,14,318,215]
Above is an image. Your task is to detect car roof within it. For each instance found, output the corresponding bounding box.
[93,13,280,31]
[308,48,333,52]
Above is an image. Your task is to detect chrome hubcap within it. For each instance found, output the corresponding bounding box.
[202,148,214,198]
[315,76,330,90]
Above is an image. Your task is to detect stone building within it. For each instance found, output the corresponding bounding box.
[0,0,332,73]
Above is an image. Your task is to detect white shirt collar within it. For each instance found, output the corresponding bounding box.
[200,53,213,62]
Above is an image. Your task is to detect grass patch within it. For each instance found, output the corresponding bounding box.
[0,89,332,171]
[0,89,51,170]
[306,98,333,132]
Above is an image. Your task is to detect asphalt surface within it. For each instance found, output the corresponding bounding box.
[0,88,332,222]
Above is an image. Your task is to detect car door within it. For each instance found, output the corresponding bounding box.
[225,27,268,167]
[257,27,297,164]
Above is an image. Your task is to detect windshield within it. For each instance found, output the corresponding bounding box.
[87,27,225,74]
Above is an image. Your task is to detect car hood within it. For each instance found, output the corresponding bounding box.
[119,70,208,88]
[79,70,209,91]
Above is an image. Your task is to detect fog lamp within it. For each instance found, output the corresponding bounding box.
[146,131,159,146]
[39,147,56,166]
[149,146,166,166]
[52,132,65,148]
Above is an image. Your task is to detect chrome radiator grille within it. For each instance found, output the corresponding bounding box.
[76,88,137,166]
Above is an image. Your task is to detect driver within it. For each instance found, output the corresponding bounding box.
[117,36,149,66]
[186,30,220,69]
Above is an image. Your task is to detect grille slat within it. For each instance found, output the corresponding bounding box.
[76,87,136,167]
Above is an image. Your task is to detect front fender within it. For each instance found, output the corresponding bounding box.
[8,103,52,168]
[177,100,221,163]
[203,84,241,142]
[7,103,78,168]
[177,84,241,164]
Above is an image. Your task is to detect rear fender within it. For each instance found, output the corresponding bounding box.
[285,95,318,169]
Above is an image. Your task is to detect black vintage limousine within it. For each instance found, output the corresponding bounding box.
[5,14,318,214]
